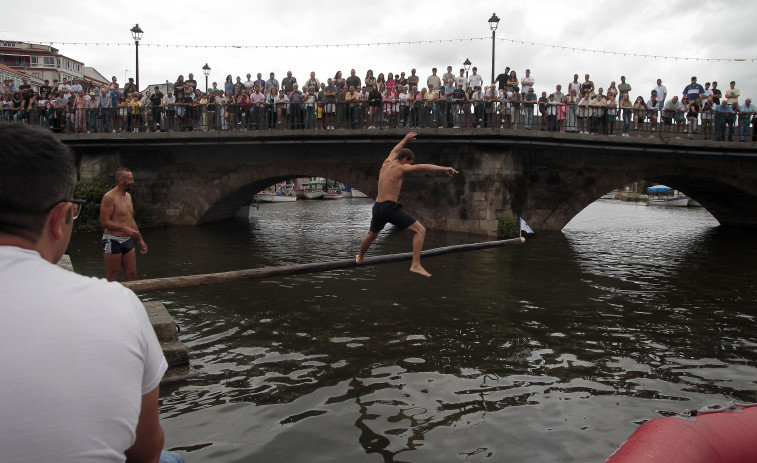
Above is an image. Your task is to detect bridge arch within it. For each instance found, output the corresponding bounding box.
[198,169,376,224]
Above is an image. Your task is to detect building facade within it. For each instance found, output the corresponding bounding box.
[0,40,107,91]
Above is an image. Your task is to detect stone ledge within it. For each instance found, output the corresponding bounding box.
[144,301,180,342]
[162,340,190,368]
[161,365,198,385]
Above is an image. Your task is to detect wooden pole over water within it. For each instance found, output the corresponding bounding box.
[122,237,525,293]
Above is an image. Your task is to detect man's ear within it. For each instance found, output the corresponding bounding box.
[46,202,70,241]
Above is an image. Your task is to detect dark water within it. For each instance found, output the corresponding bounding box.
[67,199,757,462]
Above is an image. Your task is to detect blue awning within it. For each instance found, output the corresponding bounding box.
[647,185,672,193]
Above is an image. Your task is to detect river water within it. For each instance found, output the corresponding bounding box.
[67,198,757,462]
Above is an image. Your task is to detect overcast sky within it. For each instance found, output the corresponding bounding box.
[6,0,757,101]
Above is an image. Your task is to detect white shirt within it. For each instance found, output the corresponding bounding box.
[0,246,167,463]
[521,76,534,94]
[468,73,483,90]
[654,85,667,101]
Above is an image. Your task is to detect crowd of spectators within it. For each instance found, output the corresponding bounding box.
[2,66,755,142]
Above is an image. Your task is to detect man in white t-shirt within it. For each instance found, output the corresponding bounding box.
[654,78,668,105]
[455,68,468,89]
[468,67,483,90]
[0,124,183,463]
[162,89,177,131]
[521,69,534,99]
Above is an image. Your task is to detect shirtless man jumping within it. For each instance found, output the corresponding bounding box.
[356,132,458,277]
[100,167,147,281]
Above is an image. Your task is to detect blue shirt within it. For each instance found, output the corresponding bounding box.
[714,104,733,122]
[683,83,704,101]
[444,84,455,102]
[109,90,120,107]
[738,103,756,117]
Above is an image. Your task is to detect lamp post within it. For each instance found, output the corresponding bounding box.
[463,58,471,81]
[488,13,500,84]
[202,63,211,94]
[130,24,143,92]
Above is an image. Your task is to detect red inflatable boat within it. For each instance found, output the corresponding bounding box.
[606,403,757,462]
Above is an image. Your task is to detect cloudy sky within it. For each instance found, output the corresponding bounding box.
[6,0,756,101]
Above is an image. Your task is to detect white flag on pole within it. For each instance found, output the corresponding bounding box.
[520,218,534,234]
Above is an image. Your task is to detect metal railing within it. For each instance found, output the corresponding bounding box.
[1,102,754,142]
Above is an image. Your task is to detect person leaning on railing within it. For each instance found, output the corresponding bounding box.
[737,98,756,142]
[619,94,632,136]
[274,88,288,129]
[646,91,661,137]
[161,89,176,132]
[485,85,498,129]
[686,97,700,139]
[700,96,715,140]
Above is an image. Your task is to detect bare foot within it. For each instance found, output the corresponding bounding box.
[355,254,364,264]
[410,264,431,277]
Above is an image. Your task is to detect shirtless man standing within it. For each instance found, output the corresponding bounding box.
[100,167,147,281]
[356,132,458,277]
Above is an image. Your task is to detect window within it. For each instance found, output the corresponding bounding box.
[3,42,17,48]
[43,57,55,68]
[31,56,38,66]
[15,56,26,66]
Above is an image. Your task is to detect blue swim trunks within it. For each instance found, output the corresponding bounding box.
[102,234,135,254]
[369,201,417,233]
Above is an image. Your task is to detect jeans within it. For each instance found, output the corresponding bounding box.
[425,105,438,128]
[622,109,632,133]
[738,117,751,141]
[606,114,617,134]
[714,118,726,141]
[524,106,534,128]
[305,106,316,129]
[727,117,735,141]
[160,450,185,463]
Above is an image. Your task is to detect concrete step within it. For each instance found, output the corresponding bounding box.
[161,340,190,367]
[144,301,180,342]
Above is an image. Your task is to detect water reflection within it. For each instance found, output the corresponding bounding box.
[66,199,757,462]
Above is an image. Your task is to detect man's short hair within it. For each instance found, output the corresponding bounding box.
[0,124,75,241]
[115,167,131,181]
[397,148,414,162]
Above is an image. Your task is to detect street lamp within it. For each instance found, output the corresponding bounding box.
[463,58,471,81]
[488,13,500,84]
[202,63,211,94]
[130,24,143,92]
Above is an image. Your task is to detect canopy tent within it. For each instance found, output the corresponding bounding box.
[647,185,672,193]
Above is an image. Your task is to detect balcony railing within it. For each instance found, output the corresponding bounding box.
[0,101,753,142]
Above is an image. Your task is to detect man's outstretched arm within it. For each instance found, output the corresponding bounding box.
[386,132,417,162]
[403,164,459,177]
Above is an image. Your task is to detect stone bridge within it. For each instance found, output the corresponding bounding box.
[64,129,757,236]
